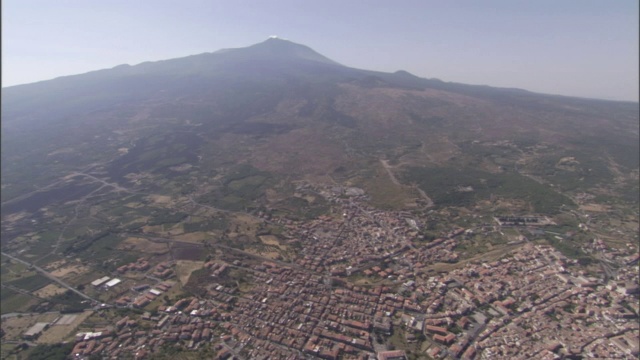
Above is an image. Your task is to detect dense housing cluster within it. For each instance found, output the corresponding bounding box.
[50,186,638,359]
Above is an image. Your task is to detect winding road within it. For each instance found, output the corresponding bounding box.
[380,159,434,207]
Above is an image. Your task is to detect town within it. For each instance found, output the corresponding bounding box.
[2,184,639,360]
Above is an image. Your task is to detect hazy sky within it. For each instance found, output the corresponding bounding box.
[3,0,638,101]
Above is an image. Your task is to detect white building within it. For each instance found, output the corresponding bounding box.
[105,278,122,288]
[91,276,111,287]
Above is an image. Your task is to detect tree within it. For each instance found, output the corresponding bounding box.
[27,343,73,360]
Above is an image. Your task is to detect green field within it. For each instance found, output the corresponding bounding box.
[402,166,574,214]
[7,274,52,292]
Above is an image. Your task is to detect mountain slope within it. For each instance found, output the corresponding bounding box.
[2,38,638,213]
[1,38,639,360]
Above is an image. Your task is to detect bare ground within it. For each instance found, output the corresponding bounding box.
[174,232,209,243]
[32,284,68,298]
[175,260,204,285]
[147,194,173,205]
[1,313,59,341]
[245,248,280,260]
[579,204,610,212]
[50,265,91,278]
[38,311,94,344]
[259,235,285,249]
[117,237,168,254]
[425,244,522,273]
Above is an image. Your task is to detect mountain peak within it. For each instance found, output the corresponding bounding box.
[235,37,341,66]
[257,36,298,47]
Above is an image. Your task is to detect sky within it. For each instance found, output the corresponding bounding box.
[3,0,639,102]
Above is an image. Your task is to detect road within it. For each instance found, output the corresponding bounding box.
[70,172,134,193]
[1,311,61,320]
[380,158,434,207]
[186,196,275,226]
[595,252,617,282]
[1,251,102,305]
[0,178,71,206]
[36,182,120,263]
[221,341,246,360]
[131,233,319,277]
[155,235,303,269]
[1,283,50,302]
[0,162,113,206]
